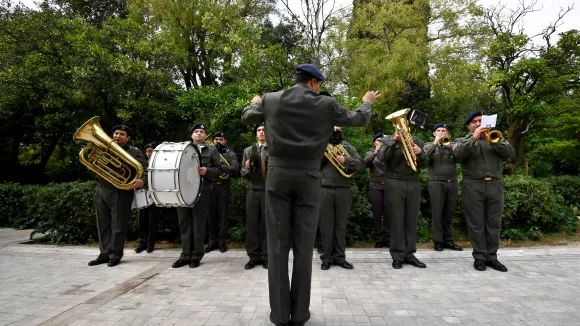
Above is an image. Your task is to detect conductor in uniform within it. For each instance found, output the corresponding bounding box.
[364,132,390,248]
[207,131,240,253]
[319,126,366,270]
[454,111,514,272]
[172,123,221,269]
[242,63,380,326]
[424,123,463,252]
[88,125,148,267]
[240,123,268,269]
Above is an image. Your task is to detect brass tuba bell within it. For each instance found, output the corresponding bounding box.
[385,108,417,172]
[73,117,144,190]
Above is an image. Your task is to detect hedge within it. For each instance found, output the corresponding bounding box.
[0,175,578,244]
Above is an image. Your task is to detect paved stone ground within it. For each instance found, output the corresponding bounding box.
[1,228,580,326]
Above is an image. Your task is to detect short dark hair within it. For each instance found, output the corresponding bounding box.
[294,72,317,85]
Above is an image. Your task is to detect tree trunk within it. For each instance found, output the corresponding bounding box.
[507,118,524,174]
[39,132,63,173]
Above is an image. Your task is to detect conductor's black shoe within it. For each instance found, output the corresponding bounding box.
[334,261,354,270]
[474,259,486,271]
[172,259,188,268]
[263,261,268,269]
[321,261,331,270]
[205,244,218,253]
[392,260,403,269]
[134,247,146,253]
[146,247,154,253]
[244,260,260,270]
[486,260,508,272]
[434,242,444,252]
[189,259,201,268]
[88,258,109,266]
[219,246,228,253]
[107,259,120,267]
[375,241,384,248]
[444,242,463,251]
[404,257,426,268]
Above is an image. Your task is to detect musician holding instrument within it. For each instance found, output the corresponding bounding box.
[87,124,148,267]
[364,132,390,249]
[379,110,428,270]
[319,126,366,270]
[242,63,379,326]
[424,123,463,252]
[207,131,240,254]
[240,122,268,270]
[454,111,514,272]
[135,143,160,254]
[173,123,222,269]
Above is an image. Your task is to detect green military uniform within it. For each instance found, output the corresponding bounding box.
[95,143,148,261]
[176,144,221,263]
[424,141,458,245]
[240,143,267,263]
[242,83,372,325]
[319,141,365,266]
[208,148,240,250]
[454,133,514,261]
[364,139,390,246]
[378,135,426,263]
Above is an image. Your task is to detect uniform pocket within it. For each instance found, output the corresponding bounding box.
[306,170,321,178]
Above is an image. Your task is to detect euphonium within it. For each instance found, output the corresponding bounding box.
[204,136,231,180]
[385,108,417,172]
[73,116,144,190]
[482,129,503,143]
[325,143,355,178]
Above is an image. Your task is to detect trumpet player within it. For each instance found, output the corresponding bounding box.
[88,125,148,268]
[454,111,514,272]
[364,132,390,248]
[424,123,462,252]
[379,121,427,269]
[207,131,240,254]
[319,126,366,271]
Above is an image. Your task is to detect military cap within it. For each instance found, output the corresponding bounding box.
[190,123,207,134]
[111,125,132,135]
[253,122,265,135]
[143,143,156,150]
[432,122,449,132]
[465,110,483,125]
[372,132,384,142]
[296,64,325,81]
[213,131,225,139]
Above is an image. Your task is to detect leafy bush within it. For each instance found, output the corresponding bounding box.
[546,175,580,208]
[0,183,40,228]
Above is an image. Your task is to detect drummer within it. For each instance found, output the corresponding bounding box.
[135,143,160,254]
[173,123,222,268]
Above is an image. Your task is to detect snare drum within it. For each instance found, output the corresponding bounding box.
[131,189,152,209]
[148,142,202,207]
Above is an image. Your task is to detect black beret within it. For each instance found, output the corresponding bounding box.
[253,122,265,135]
[432,122,449,132]
[465,110,483,125]
[213,131,225,139]
[111,125,132,135]
[143,143,156,150]
[190,123,207,134]
[372,132,384,142]
[296,64,325,81]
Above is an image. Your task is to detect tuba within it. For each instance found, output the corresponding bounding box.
[325,144,355,178]
[385,108,417,172]
[205,136,231,180]
[73,116,144,190]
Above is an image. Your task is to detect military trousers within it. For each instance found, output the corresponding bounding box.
[138,205,160,249]
[209,181,230,247]
[429,180,458,243]
[245,188,267,261]
[319,186,351,264]
[95,187,133,260]
[462,178,504,261]
[265,166,321,325]
[385,179,421,261]
[176,185,210,261]
[369,181,390,244]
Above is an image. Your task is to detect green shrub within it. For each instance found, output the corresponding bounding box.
[0,183,41,228]
[546,175,580,208]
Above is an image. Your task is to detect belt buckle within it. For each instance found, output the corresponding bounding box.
[380,181,385,185]
[216,181,222,185]
[484,177,492,181]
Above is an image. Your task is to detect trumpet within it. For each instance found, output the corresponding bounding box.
[73,117,144,190]
[325,144,355,178]
[482,129,503,143]
[205,136,231,180]
[385,108,417,172]
[442,136,452,147]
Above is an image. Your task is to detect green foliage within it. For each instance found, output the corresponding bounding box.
[0,183,39,228]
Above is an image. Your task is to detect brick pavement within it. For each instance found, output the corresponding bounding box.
[1,228,579,325]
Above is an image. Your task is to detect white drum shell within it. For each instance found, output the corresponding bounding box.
[132,189,152,209]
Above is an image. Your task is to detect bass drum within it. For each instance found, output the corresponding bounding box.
[148,142,202,207]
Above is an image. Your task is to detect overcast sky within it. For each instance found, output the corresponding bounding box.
[16,0,579,39]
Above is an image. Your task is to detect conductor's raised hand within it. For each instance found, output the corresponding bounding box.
[362,90,381,104]
[251,95,262,104]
